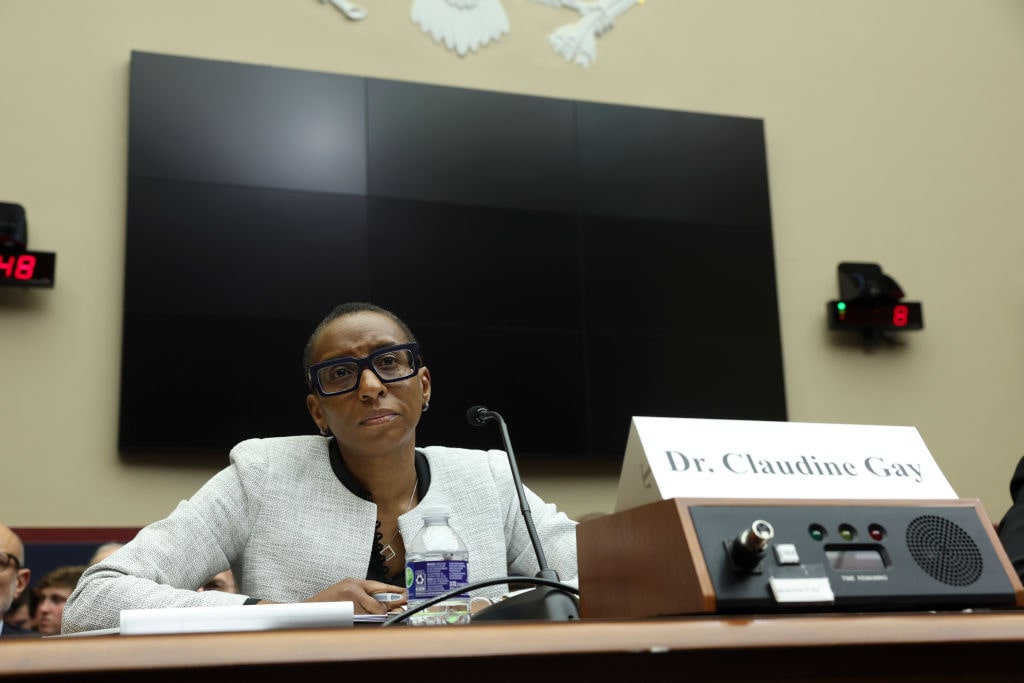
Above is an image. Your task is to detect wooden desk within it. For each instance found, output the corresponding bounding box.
[2,611,1023,682]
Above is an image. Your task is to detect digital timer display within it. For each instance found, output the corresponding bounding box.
[827,300,923,331]
[0,249,56,288]
[825,546,889,571]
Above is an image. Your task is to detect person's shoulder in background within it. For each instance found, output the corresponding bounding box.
[1,622,42,638]
[996,455,1024,579]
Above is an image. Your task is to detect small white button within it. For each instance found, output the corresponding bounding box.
[774,543,800,565]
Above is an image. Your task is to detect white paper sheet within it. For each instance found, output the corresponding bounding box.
[119,601,356,635]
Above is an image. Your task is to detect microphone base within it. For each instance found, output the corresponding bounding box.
[472,586,580,622]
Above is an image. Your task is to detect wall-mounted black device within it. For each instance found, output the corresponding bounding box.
[0,202,56,288]
[827,262,921,344]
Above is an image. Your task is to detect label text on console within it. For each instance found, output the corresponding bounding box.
[662,451,924,483]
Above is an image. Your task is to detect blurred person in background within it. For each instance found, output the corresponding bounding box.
[88,542,125,566]
[0,523,38,638]
[3,591,34,632]
[33,565,86,636]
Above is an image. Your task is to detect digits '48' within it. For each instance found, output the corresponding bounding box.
[0,252,36,280]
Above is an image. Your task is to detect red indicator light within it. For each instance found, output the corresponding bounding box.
[868,525,885,541]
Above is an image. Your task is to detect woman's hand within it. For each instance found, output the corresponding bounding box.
[303,578,407,614]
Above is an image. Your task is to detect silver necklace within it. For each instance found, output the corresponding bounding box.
[379,476,417,563]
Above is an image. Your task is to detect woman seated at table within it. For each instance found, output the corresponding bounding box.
[62,302,578,633]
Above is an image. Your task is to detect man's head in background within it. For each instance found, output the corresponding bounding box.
[3,590,33,630]
[33,565,86,635]
[0,524,31,620]
[88,542,124,565]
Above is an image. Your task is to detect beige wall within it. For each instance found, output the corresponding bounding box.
[1,1,1022,527]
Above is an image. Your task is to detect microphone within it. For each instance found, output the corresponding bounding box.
[464,405,580,622]
[466,405,494,427]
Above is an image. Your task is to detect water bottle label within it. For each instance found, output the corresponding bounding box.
[405,559,469,600]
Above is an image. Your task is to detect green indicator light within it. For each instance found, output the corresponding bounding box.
[809,526,825,541]
[836,301,847,312]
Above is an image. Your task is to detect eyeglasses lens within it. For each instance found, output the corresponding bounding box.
[316,347,417,395]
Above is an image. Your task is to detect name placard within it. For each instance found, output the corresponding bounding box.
[615,416,957,512]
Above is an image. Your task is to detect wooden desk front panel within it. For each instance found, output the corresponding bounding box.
[2,611,1023,683]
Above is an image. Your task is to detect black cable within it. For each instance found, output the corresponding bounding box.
[381,575,579,627]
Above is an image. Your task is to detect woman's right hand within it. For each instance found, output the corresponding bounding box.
[303,578,407,614]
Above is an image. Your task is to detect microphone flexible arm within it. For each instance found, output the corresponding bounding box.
[468,406,552,577]
[464,405,580,621]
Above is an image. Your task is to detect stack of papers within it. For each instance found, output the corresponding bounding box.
[120,601,356,635]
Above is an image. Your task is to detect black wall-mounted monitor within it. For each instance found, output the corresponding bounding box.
[120,51,787,460]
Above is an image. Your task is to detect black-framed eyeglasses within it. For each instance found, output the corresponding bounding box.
[307,343,422,397]
[0,551,21,571]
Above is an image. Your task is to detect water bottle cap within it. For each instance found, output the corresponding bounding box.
[420,504,451,520]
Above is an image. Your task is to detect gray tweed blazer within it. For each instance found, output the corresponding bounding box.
[62,435,578,633]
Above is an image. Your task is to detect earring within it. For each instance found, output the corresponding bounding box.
[422,401,429,413]
[318,426,330,436]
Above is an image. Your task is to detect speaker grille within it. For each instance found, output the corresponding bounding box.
[905,515,983,586]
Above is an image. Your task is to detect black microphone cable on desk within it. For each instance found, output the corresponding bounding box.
[382,576,580,627]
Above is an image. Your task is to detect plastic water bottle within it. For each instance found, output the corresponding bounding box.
[404,504,471,626]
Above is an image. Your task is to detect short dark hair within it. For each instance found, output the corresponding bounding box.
[302,302,419,376]
[5,586,32,617]
[34,565,86,592]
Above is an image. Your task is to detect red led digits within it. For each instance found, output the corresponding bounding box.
[0,249,55,288]
[892,304,909,327]
[0,253,37,280]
